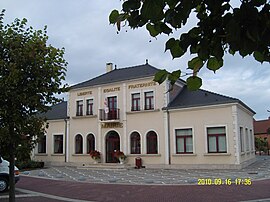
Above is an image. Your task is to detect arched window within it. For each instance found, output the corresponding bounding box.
[146,131,158,154]
[87,134,95,153]
[75,134,83,154]
[130,132,141,154]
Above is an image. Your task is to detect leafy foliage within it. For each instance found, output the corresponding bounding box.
[0,9,68,199]
[255,137,268,153]
[110,0,270,90]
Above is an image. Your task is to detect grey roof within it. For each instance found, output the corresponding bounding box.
[71,64,160,89]
[166,86,255,114]
[43,101,68,120]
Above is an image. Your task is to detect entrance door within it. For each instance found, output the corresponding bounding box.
[108,96,117,120]
[106,131,120,163]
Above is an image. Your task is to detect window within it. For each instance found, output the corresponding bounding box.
[245,128,249,151]
[76,100,83,116]
[38,135,46,154]
[131,93,140,111]
[86,99,94,115]
[207,127,227,153]
[87,134,95,154]
[144,91,154,110]
[130,132,141,154]
[75,134,83,154]
[146,131,158,154]
[175,128,193,154]
[54,135,63,154]
[240,127,244,152]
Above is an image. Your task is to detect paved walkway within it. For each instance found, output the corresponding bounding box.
[1,156,270,201]
[21,156,270,185]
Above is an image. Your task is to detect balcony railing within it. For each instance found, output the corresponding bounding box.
[99,109,120,121]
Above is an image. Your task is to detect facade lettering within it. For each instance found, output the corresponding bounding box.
[103,87,120,93]
[128,81,156,89]
[101,122,123,128]
[77,91,92,96]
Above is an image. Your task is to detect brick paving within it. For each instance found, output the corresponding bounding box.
[1,156,270,201]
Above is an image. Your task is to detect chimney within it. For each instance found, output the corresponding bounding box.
[106,63,113,73]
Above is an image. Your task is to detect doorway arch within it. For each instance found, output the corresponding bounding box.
[105,131,120,163]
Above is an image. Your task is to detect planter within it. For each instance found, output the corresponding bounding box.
[119,158,125,164]
[93,158,100,164]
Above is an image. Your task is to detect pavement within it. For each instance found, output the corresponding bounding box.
[0,156,270,202]
[19,156,270,185]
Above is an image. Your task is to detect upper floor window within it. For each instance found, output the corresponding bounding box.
[175,128,193,154]
[146,131,158,154]
[131,93,140,111]
[87,134,95,154]
[207,126,227,153]
[144,91,154,110]
[86,99,94,115]
[38,135,46,154]
[130,132,141,154]
[54,135,63,154]
[75,134,83,154]
[76,100,83,116]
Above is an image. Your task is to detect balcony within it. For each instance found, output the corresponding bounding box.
[99,109,120,122]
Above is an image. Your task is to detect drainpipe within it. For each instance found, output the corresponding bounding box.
[167,109,171,165]
[64,117,69,163]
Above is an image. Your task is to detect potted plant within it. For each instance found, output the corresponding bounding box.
[114,150,126,164]
[89,150,101,163]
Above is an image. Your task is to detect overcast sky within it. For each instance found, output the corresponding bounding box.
[2,0,270,120]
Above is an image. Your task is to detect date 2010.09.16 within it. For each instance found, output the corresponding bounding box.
[197,178,252,186]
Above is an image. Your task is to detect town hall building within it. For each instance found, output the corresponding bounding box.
[33,63,256,169]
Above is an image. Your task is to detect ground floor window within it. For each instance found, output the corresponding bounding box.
[87,134,95,153]
[175,128,193,154]
[146,131,158,154]
[54,135,63,154]
[130,132,141,154]
[75,134,83,154]
[38,135,46,154]
[207,126,227,153]
[240,127,244,152]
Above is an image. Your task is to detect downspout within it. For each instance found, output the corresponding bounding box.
[64,117,69,163]
[167,109,171,165]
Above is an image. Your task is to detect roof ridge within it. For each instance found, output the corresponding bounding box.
[71,63,160,89]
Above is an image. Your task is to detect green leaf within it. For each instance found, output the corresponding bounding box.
[186,76,202,91]
[207,57,223,72]
[146,23,159,37]
[165,38,176,51]
[253,51,264,63]
[154,69,168,84]
[168,70,181,85]
[188,57,203,71]
[123,0,141,12]
[141,0,165,21]
[109,10,119,24]
[160,23,172,35]
[165,38,184,58]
